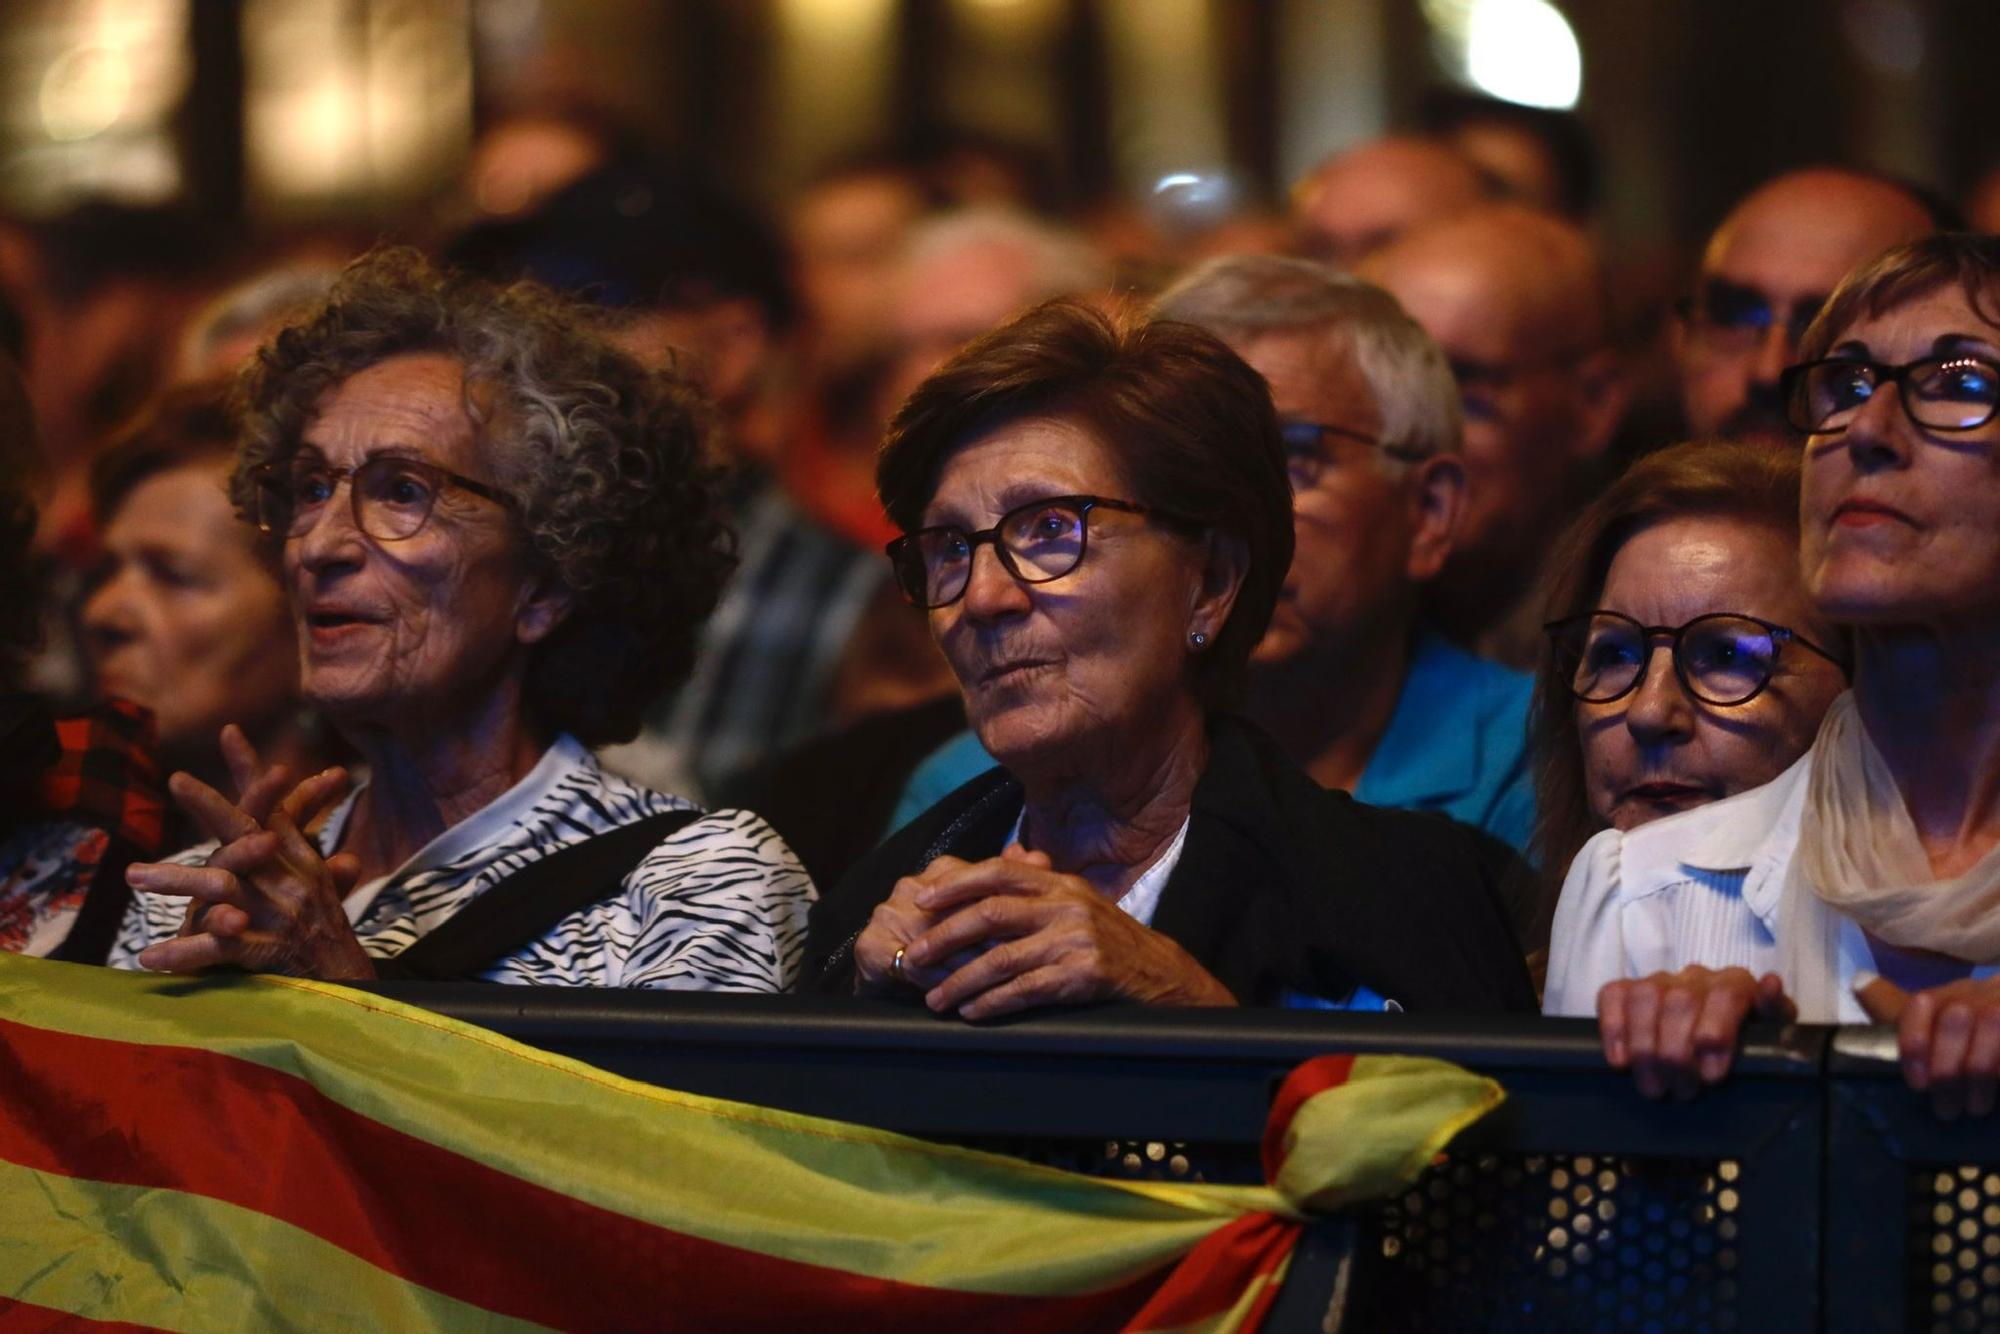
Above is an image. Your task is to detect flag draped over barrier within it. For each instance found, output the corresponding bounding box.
[0,955,1502,1332]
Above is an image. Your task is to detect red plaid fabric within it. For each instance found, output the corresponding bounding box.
[35,699,166,858]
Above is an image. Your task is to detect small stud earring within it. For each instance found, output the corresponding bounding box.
[1190,630,1208,649]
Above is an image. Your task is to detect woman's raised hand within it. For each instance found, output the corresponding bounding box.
[1597,966,1796,1098]
[882,844,1236,1020]
[130,724,372,979]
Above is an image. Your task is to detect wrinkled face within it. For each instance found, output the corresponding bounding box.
[1234,329,1412,669]
[284,352,550,732]
[1677,175,1932,442]
[922,417,1213,773]
[1800,285,2000,630]
[1579,516,1846,832]
[82,461,297,761]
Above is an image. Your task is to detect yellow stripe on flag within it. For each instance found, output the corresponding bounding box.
[0,1158,550,1333]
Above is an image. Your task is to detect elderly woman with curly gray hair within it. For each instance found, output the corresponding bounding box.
[109,249,813,990]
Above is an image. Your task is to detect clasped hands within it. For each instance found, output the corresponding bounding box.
[1598,965,2000,1119]
[128,725,374,980]
[853,844,1234,1019]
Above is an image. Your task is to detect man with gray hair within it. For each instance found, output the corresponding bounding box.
[888,254,1536,862]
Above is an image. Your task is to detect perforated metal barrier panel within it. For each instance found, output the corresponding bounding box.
[1907,1166,2000,1334]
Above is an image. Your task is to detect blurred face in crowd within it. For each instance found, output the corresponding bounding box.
[1292,137,1485,270]
[1971,167,2000,235]
[1233,328,1455,672]
[881,236,1052,415]
[1800,283,2000,631]
[919,417,1232,773]
[464,115,607,218]
[1577,515,1845,832]
[1362,206,1620,588]
[1675,169,1933,444]
[282,353,565,733]
[790,168,928,370]
[82,460,297,763]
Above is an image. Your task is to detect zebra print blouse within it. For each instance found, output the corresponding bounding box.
[108,735,815,991]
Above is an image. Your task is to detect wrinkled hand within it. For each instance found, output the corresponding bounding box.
[889,844,1235,1021]
[1857,975,2000,1120]
[130,725,371,980]
[852,855,977,995]
[1598,966,1796,1099]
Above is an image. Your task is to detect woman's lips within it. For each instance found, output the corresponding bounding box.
[1831,498,1914,528]
[979,659,1053,687]
[1623,781,1706,804]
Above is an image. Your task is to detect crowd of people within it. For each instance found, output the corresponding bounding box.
[6,97,2000,1118]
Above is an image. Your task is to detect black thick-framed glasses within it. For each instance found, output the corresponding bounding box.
[886,494,1187,610]
[1676,277,1824,350]
[1780,354,2000,435]
[253,454,515,542]
[1544,610,1847,708]
[1279,420,1424,491]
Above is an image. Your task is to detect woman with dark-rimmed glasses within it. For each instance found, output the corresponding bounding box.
[1534,439,1849,995]
[804,298,1536,1018]
[109,248,813,989]
[1550,233,2000,1119]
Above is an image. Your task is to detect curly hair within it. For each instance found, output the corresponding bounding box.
[232,247,734,747]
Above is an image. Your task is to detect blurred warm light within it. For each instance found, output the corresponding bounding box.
[1100,0,1228,195]
[40,44,134,141]
[243,0,472,217]
[770,0,896,188]
[1424,0,1582,110]
[0,0,187,208]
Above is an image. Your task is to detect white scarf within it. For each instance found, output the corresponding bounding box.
[1780,692,2000,1019]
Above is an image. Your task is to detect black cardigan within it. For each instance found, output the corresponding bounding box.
[806,715,1538,1013]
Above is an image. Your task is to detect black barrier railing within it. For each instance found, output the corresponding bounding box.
[362,986,1995,1333]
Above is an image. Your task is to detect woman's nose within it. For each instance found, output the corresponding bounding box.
[79,572,136,647]
[291,486,366,569]
[958,542,1031,620]
[1623,644,1696,746]
[1842,380,1915,469]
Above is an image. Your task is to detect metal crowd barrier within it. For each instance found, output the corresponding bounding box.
[365,986,2000,1333]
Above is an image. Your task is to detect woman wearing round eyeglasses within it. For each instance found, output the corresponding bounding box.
[109,248,813,989]
[1551,233,2000,1118]
[804,299,1536,1018]
[1535,440,1849,995]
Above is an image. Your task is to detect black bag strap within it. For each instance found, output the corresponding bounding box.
[373,808,704,982]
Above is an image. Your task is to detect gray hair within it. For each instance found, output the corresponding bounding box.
[1153,254,1462,463]
[902,206,1109,303]
[179,264,341,378]
[233,247,732,747]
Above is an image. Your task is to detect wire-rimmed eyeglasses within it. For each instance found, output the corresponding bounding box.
[1544,610,1846,708]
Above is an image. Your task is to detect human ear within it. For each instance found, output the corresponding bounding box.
[514,574,573,646]
[1571,347,1630,462]
[1188,529,1249,643]
[1404,454,1465,584]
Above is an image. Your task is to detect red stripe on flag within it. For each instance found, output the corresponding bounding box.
[1259,1054,1355,1182]
[0,1296,166,1332]
[1120,1212,1299,1332]
[0,1017,1155,1332]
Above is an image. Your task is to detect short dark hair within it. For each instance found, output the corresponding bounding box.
[235,247,734,747]
[89,378,242,529]
[1529,439,1819,926]
[1798,232,2000,364]
[877,299,1293,709]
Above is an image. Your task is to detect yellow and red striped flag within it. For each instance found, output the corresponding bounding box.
[0,954,1501,1331]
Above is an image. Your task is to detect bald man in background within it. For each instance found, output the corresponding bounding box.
[1673,167,1942,443]
[1292,136,1490,270]
[1362,203,1626,668]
